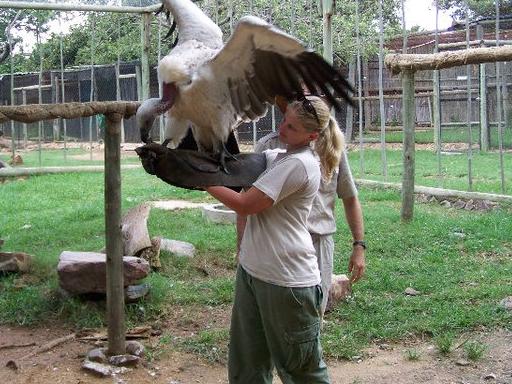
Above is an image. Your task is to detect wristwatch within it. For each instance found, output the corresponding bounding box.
[352,240,366,250]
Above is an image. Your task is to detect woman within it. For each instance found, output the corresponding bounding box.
[205,95,344,384]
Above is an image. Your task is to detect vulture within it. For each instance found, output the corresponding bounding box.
[137,0,354,171]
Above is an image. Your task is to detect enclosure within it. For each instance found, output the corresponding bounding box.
[0,0,512,382]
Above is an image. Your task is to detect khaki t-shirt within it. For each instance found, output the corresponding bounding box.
[255,131,358,235]
[239,147,321,287]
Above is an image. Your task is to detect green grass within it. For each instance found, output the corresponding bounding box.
[348,148,512,195]
[464,340,487,361]
[0,167,511,361]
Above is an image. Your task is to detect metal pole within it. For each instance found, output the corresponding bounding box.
[465,8,473,191]
[0,1,160,13]
[401,70,415,222]
[22,90,27,148]
[378,0,387,180]
[477,23,489,151]
[60,25,67,162]
[140,13,151,101]
[157,13,164,142]
[38,40,43,167]
[355,0,365,175]
[495,0,506,193]
[104,112,125,356]
[433,0,442,181]
[116,16,125,144]
[9,39,15,160]
[89,15,96,161]
[321,0,333,64]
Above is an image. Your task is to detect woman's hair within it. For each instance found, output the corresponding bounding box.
[289,96,344,181]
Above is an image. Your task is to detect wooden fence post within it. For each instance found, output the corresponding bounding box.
[401,70,415,222]
[104,112,125,356]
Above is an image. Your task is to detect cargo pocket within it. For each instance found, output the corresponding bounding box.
[283,321,321,373]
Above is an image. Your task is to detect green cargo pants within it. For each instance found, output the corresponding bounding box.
[228,266,330,384]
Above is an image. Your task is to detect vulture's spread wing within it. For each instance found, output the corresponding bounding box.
[207,16,354,121]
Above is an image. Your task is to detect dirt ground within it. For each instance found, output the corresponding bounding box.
[1,323,510,384]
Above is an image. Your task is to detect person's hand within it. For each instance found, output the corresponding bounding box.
[348,246,365,283]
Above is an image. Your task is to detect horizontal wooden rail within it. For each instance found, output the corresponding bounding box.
[385,45,512,74]
[0,164,141,178]
[0,101,140,124]
[357,179,512,203]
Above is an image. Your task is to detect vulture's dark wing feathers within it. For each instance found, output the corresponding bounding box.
[205,16,354,121]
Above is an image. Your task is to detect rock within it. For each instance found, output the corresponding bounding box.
[483,373,496,380]
[160,238,196,258]
[0,159,10,169]
[440,200,451,208]
[125,340,145,357]
[202,204,236,224]
[325,274,351,312]
[125,283,150,303]
[453,200,466,209]
[109,354,140,367]
[57,251,150,294]
[0,252,32,273]
[404,287,421,296]
[499,296,512,310]
[455,359,470,366]
[86,348,108,364]
[82,360,113,377]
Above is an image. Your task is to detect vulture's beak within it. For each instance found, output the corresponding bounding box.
[137,82,177,144]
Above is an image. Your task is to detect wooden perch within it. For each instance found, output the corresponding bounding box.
[0,101,140,124]
[385,45,512,74]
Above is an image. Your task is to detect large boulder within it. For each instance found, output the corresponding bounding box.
[57,251,150,295]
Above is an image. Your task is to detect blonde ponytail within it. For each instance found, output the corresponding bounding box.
[314,116,344,182]
[289,96,344,181]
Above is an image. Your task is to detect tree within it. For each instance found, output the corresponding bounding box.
[0,9,56,73]
[437,0,512,20]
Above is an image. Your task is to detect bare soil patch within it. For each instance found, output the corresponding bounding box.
[1,321,510,384]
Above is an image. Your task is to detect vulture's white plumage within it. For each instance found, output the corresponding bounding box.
[137,0,354,168]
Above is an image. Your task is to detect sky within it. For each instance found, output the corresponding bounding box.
[404,0,453,32]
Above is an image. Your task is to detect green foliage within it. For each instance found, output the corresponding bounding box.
[1,0,403,73]
[405,348,421,361]
[438,0,512,20]
[464,340,487,361]
[435,332,455,355]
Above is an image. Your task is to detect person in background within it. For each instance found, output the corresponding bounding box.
[237,95,366,315]
[204,96,340,383]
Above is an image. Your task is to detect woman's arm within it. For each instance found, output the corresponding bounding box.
[205,186,273,216]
